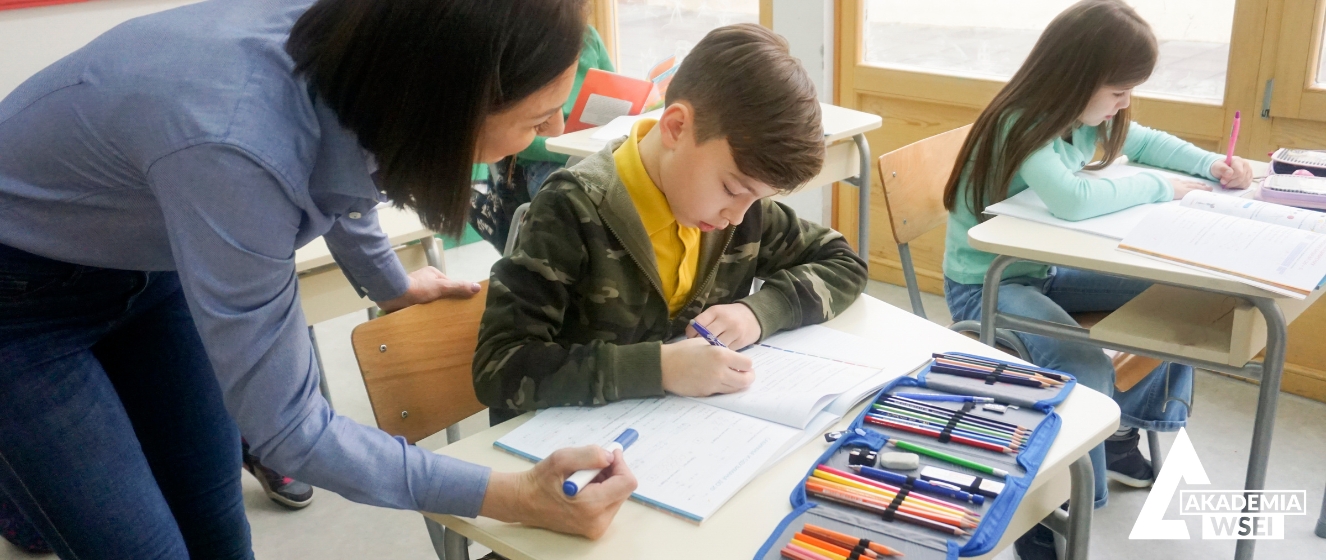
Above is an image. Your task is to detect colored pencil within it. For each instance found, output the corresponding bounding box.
[880,396,1028,433]
[814,466,980,519]
[794,533,876,559]
[888,440,1010,478]
[782,543,833,560]
[788,540,846,560]
[802,524,904,557]
[932,358,1064,386]
[865,413,1021,450]
[929,364,1050,388]
[892,392,994,404]
[806,481,969,536]
[931,353,1068,382]
[871,404,1026,441]
[808,475,977,529]
[865,415,1015,453]
[849,464,985,505]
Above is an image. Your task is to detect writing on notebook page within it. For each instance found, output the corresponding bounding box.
[689,345,880,429]
[495,398,799,522]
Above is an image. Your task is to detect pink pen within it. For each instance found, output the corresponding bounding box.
[1225,110,1241,167]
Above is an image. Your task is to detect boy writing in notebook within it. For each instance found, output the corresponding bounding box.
[473,23,868,422]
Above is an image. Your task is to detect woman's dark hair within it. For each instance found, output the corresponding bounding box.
[942,0,1157,217]
[287,0,587,237]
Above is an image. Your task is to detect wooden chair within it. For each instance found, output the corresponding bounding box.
[875,125,1168,467]
[350,281,490,560]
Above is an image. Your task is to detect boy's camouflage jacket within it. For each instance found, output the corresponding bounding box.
[473,140,868,414]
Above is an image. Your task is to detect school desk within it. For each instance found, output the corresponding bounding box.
[544,103,882,260]
[422,295,1119,560]
[295,205,444,407]
[967,161,1319,560]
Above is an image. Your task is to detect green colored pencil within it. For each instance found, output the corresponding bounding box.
[889,439,1010,478]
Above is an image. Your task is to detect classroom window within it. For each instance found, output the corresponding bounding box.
[613,0,759,80]
[862,0,1235,102]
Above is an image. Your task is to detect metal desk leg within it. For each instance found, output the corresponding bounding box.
[850,133,872,260]
[1235,298,1288,560]
[422,234,446,273]
[1316,486,1326,538]
[308,325,333,409]
[978,255,1019,347]
[1064,455,1094,560]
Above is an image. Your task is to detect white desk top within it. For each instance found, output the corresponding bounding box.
[425,295,1119,560]
[294,205,434,273]
[968,162,1292,300]
[544,103,883,159]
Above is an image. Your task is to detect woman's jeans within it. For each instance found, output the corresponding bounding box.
[945,267,1192,508]
[0,243,252,559]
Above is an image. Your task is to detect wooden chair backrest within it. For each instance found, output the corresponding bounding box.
[877,125,972,245]
[350,282,489,444]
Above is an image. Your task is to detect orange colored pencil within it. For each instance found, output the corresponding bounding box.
[812,470,979,522]
[789,540,847,560]
[802,523,904,557]
[794,532,876,558]
[816,466,980,518]
[782,543,832,560]
[806,478,975,530]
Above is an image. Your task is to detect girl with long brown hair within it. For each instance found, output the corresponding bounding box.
[940,2,1252,553]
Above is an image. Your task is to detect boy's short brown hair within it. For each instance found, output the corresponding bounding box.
[665,23,824,193]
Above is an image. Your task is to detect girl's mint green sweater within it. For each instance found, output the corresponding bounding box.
[943,121,1222,285]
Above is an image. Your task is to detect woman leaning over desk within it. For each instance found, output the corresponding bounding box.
[0,0,635,557]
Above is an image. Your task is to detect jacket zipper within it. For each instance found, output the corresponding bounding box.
[678,230,733,316]
[602,220,666,300]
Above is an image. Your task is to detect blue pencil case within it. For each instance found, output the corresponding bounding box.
[754,352,1077,560]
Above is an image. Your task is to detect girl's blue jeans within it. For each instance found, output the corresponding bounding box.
[945,267,1192,508]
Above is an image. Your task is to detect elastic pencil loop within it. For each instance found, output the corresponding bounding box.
[881,486,911,522]
[937,410,968,443]
[848,545,865,560]
[858,538,871,549]
[963,476,984,496]
[961,402,975,413]
[983,364,1005,385]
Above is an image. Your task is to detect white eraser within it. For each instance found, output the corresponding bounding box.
[878,452,920,470]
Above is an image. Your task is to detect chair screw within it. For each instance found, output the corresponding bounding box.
[401,410,409,419]
[379,344,387,352]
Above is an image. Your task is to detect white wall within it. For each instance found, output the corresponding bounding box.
[0,0,201,98]
[772,0,834,226]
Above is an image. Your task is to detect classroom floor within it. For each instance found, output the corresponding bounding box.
[5,240,1326,560]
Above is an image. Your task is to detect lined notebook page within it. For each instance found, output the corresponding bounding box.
[495,398,800,522]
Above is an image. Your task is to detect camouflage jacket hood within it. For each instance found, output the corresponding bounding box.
[473,139,868,414]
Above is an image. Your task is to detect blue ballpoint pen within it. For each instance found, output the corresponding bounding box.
[850,464,985,505]
[689,320,727,348]
[892,392,995,404]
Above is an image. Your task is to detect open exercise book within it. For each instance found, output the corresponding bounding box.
[1118,191,1326,298]
[494,325,935,522]
[984,159,1253,240]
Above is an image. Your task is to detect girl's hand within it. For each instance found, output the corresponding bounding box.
[1210,157,1255,189]
[1169,178,1212,201]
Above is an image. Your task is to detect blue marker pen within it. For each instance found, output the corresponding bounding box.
[690,320,727,348]
[563,428,639,496]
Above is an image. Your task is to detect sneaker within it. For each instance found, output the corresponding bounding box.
[241,441,314,509]
[0,497,52,555]
[1013,523,1058,560]
[1105,428,1155,488]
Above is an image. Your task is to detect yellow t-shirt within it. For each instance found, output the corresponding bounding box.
[612,119,701,316]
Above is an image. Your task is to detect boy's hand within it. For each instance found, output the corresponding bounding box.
[479,446,636,540]
[685,303,762,349]
[1210,157,1255,189]
[660,338,754,397]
